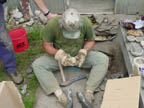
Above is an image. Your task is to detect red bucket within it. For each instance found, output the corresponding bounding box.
[9,28,29,52]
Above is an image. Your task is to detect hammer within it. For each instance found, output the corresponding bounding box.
[60,74,88,87]
[58,61,66,82]
[58,61,88,87]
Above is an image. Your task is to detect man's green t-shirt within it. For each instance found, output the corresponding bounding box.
[42,16,95,56]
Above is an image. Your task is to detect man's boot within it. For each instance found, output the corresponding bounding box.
[84,90,94,104]
[65,89,73,108]
[9,71,24,85]
[55,89,68,107]
[77,92,93,108]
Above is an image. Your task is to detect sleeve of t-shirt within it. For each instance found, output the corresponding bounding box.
[83,17,95,41]
[42,20,54,43]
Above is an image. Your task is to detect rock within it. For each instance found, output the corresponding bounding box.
[97,24,112,32]
[15,21,19,25]
[108,17,115,25]
[111,72,124,79]
[109,29,118,35]
[126,36,136,42]
[95,15,105,24]
[28,74,33,79]
[140,41,144,48]
[39,13,48,24]
[13,11,23,19]
[9,8,19,15]
[34,10,41,16]
[30,54,42,62]
[130,43,143,57]
[135,37,144,43]
[19,18,25,24]
[99,81,106,91]
[8,17,15,26]
[26,66,33,74]
[28,4,34,17]
[103,17,108,23]
[21,84,27,95]
[25,18,34,26]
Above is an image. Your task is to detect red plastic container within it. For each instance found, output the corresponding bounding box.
[9,28,29,52]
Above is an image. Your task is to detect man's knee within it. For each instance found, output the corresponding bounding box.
[88,51,109,65]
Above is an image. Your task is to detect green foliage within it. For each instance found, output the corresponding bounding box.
[27,27,43,41]
[22,74,38,108]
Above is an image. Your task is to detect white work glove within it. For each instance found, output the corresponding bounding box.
[76,49,87,67]
[55,49,77,66]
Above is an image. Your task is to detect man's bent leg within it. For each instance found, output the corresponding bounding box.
[82,51,109,91]
[32,54,61,95]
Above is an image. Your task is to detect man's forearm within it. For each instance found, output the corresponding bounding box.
[34,0,49,14]
[84,40,95,52]
[43,41,58,56]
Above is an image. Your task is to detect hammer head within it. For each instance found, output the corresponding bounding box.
[60,80,72,87]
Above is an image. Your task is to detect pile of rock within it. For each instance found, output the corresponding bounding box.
[5,7,48,28]
[89,14,118,37]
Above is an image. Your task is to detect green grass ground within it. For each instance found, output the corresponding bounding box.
[0,26,44,108]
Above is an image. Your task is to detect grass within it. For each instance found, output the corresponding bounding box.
[0,26,44,108]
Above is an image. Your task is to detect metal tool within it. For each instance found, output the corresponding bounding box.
[60,74,88,87]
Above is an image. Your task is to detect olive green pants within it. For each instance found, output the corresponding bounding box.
[32,51,109,95]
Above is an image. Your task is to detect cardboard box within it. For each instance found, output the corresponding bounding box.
[0,81,25,108]
[101,76,140,108]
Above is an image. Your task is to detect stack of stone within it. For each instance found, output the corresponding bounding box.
[5,7,48,28]
[89,14,118,37]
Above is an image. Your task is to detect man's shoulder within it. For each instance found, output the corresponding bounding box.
[46,16,61,27]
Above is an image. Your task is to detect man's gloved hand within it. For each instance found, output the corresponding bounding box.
[76,49,87,67]
[55,49,77,66]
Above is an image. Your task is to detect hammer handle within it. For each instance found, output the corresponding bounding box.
[58,61,66,82]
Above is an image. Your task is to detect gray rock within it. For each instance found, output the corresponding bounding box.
[39,13,48,24]
[99,81,106,91]
[97,24,112,32]
[109,28,118,35]
[35,10,41,16]
[111,72,124,79]
[126,36,136,42]
[30,54,42,62]
[19,18,25,23]
[95,15,105,24]
[13,12,23,19]
[21,84,27,95]
[103,18,108,23]
[25,18,34,26]
[130,43,143,57]
[26,66,33,74]
[135,37,144,43]
[140,41,144,48]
